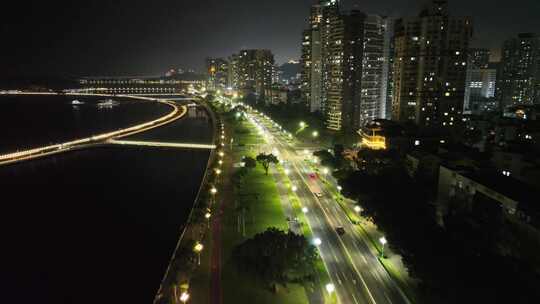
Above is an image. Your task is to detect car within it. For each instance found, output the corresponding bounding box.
[336,226,345,235]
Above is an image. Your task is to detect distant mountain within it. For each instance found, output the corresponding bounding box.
[0,75,78,90]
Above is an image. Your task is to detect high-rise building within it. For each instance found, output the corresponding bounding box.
[359,15,393,126]
[497,33,540,110]
[301,29,312,105]
[392,0,473,128]
[468,48,490,69]
[228,54,239,89]
[205,57,229,91]
[301,4,324,113]
[229,49,275,101]
[302,0,392,132]
[464,49,497,114]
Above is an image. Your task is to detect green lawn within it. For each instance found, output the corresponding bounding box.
[219,118,309,304]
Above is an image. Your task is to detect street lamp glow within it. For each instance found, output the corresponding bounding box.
[322,167,329,175]
[218,160,223,165]
[284,168,290,175]
[337,185,342,191]
[302,207,308,214]
[215,168,222,175]
[325,283,335,294]
[194,242,204,252]
[299,121,306,128]
[180,291,190,303]
[354,206,361,213]
[379,236,387,258]
[205,212,211,219]
[312,131,319,138]
[291,185,298,192]
[210,187,217,195]
[219,151,225,157]
[313,238,322,246]
[194,242,204,265]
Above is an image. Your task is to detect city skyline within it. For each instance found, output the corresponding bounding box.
[1,0,540,77]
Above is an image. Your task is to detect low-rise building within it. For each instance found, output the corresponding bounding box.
[437,165,539,226]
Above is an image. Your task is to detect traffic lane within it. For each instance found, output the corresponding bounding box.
[292,168,374,304]
[319,196,398,304]
[257,115,399,303]
[290,148,404,303]
[313,178,409,303]
[297,183,367,304]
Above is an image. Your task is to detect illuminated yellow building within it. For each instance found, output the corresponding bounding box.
[358,125,387,150]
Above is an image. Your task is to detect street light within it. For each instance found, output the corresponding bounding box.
[194,242,204,265]
[299,121,306,128]
[325,283,335,294]
[312,131,319,138]
[210,187,217,195]
[354,206,362,213]
[180,291,190,303]
[215,168,222,175]
[218,160,223,165]
[291,185,298,192]
[284,168,290,175]
[205,212,211,228]
[219,151,225,158]
[337,185,343,192]
[313,238,322,246]
[379,237,387,258]
[302,207,308,214]
[322,167,329,175]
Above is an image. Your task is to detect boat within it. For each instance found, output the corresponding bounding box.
[97,99,119,109]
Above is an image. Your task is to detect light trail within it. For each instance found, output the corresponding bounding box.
[0,92,187,166]
[108,140,216,150]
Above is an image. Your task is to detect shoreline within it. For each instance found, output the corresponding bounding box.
[0,93,186,166]
[153,96,218,303]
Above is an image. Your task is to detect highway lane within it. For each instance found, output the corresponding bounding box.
[249,110,410,304]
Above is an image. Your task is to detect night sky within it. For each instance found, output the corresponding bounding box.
[1,0,539,77]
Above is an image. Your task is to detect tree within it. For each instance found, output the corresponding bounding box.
[256,153,279,175]
[232,228,318,291]
[243,156,257,170]
[314,150,336,168]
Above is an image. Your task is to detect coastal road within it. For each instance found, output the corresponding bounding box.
[248,110,410,304]
[0,93,187,166]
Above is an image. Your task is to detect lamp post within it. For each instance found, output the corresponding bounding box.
[179,291,190,303]
[194,242,204,265]
[205,212,211,228]
[325,283,335,294]
[379,237,387,258]
[313,238,322,246]
[210,187,217,205]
